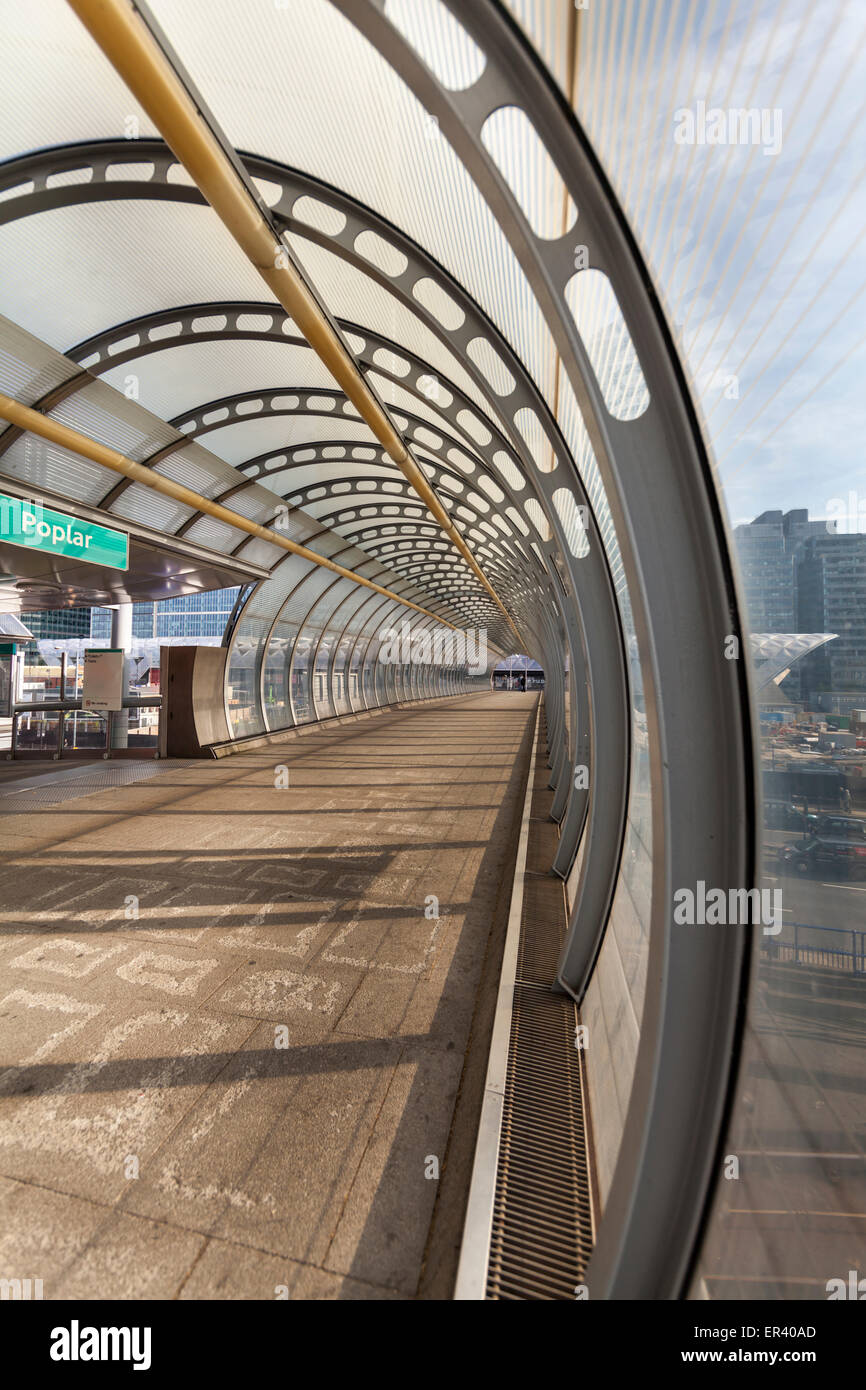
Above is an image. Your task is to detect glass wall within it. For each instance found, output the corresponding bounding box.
[581,601,652,1206]
[568,0,866,1295]
[226,544,475,738]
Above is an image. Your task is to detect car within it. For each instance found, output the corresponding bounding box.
[814,815,866,841]
[763,799,812,831]
[778,835,866,879]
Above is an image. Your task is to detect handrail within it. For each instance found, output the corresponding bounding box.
[13,697,161,713]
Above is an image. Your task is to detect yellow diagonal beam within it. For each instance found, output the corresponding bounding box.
[66,0,521,644]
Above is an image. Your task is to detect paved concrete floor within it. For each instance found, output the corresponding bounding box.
[0,758,104,788]
[0,692,536,1300]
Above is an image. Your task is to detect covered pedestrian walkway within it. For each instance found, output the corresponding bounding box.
[0,0,862,1305]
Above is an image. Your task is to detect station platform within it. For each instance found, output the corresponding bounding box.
[0,692,537,1299]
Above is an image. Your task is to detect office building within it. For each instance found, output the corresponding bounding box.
[796,532,866,705]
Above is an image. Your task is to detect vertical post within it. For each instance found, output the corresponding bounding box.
[14,648,23,707]
[110,602,132,750]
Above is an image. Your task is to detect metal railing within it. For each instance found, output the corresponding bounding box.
[8,696,161,759]
[764,922,866,974]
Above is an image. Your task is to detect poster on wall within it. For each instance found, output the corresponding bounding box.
[82,648,124,713]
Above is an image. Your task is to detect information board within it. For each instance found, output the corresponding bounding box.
[82,648,125,712]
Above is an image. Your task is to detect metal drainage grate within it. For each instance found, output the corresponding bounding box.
[484,707,595,1300]
[517,874,571,985]
[486,983,593,1299]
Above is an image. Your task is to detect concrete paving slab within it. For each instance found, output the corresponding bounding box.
[177,1238,402,1300]
[207,1034,404,1266]
[0,693,537,1298]
[0,994,256,1203]
[51,1210,206,1300]
[323,1049,465,1293]
[118,1020,325,1235]
[0,1179,109,1294]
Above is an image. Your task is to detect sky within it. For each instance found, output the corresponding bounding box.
[570,0,866,530]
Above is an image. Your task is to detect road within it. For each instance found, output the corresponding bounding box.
[762,863,865,932]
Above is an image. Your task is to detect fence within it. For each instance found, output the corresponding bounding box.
[764,921,866,974]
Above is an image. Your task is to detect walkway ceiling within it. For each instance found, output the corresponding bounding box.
[0,0,621,669]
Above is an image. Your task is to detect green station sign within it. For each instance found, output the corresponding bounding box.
[0,492,128,570]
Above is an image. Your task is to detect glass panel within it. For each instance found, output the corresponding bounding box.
[333,590,380,715]
[63,709,108,752]
[290,627,313,724]
[569,0,866,1298]
[226,613,268,738]
[122,704,159,750]
[262,630,291,730]
[146,0,561,409]
[0,201,264,352]
[13,711,60,754]
[99,338,343,424]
